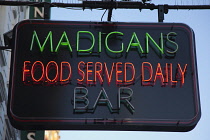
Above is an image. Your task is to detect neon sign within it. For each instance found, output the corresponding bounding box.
[8,20,200,131]
[30,30,178,57]
[23,61,187,88]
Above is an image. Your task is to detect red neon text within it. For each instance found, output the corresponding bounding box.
[22,61,72,85]
[77,61,135,86]
[141,62,188,87]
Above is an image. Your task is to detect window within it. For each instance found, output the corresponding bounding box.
[0,73,6,102]
[0,37,7,67]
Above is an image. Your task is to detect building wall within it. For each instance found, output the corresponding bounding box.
[0,4,29,140]
[0,2,61,140]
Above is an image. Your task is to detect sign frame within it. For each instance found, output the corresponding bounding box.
[8,20,201,131]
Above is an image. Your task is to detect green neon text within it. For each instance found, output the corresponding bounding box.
[30,31,53,52]
[105,32,124,53]
[77,31,95,52]
[30,30,178,57]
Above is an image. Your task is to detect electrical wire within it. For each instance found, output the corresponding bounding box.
[101,9,107,21]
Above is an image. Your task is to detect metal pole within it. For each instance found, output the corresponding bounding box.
[0,1,210,10]
[44,2,50,19]
[107,0,114,21]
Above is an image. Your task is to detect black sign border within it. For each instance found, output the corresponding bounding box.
[8,20,201,131]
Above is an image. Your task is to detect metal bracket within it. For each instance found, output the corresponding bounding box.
[0,46,12,50]
[0,46,7,50]
[158,5,168,22]
[0,30,13,50]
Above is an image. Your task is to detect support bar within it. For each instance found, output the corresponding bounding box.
[0,1,210,10]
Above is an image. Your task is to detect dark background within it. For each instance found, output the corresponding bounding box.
[8,20,200,131]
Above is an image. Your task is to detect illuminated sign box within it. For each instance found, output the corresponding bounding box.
[8,20,200,131]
